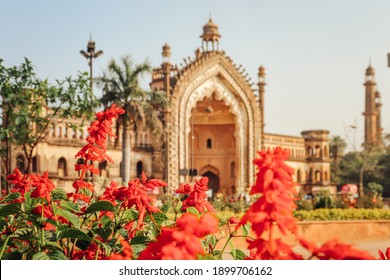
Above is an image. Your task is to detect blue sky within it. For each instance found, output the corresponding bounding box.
[2,0,390,150]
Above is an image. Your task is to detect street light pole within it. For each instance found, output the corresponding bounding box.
[80,34,103,94]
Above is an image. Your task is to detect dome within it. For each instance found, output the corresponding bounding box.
[258,65,266,77]
[366,65,375,76]
[162,42,171,58]
[201,17,221,42]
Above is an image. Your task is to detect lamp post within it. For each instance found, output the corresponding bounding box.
[80,35,103,94]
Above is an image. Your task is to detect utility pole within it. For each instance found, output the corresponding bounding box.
[80,34,103,95]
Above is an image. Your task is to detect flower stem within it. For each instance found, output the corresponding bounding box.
[0,235,10,259]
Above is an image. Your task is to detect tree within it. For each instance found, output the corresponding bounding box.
[339,149,382,197]
[98,55,166,184]
[0,58,97,193]
[329,135,347,184]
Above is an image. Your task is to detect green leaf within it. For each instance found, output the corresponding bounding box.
[48,251,68,260]
[131,244,147,256]
[208,235,217,248]
[55,208,80,228]
[1,192,21,203]
[32,252,50,260]
[130,236,150,245]
[160,204,170,213]
[229,240,236,259]
[242,223,250,237]
[150,212,168,225]
[0,203,21,217]
[52,188,68,201]
[3,252,23,260]
[93,228,113,241]
[60,200,81,213]
[59,228,92,242]
[45,241,64,251]
[84,201,115,214]
[234,249,247,260]
[186,206,200,217]
[100,215,113,228]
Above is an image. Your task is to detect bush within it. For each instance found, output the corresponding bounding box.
[294,208,390,221]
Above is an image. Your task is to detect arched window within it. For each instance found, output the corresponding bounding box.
[58,157,67,177]
[315,170,322,182]
[76,158,85,177]
[207,138,212,149]
[324,171,328,181]
[230,161,236,178]
[315,145,322,158]
[136,161,144,178]
[16,155,25,172]
[99,160,108,177]
[297,169,302,183]
[323,145,328,157]
[309,168,314,182]
[32,156,38,173]
[57,126,62,137]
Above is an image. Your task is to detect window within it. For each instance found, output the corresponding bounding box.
[230,162,236,178]
[136,161,144,178]
[207,138,212,149]
[16,155,25,172]
[32,156,38,173]
[58,157,67,177]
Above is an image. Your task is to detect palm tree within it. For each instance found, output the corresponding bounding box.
[98,55,167,184]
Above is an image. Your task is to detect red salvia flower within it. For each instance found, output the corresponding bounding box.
[99,171,167,231]
[239,147,297,236]
[378,247,390,260]
[29,172,56,202]
[300,238,375,260]
[176,177,215,213]
[138,212,218,260]
[6,169,30,200]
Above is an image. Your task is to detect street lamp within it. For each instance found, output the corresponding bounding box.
[80,34,103,94]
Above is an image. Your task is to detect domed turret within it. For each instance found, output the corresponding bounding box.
[201,16,221,51]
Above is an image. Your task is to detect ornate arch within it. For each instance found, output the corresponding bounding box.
[167,52,261,193]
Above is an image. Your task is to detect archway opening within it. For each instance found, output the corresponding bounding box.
[189,94,236,195]
[202,171,220,197]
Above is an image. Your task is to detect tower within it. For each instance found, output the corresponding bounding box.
[301,130,331,193]
[363,64,383,149]
[258,65,266,149]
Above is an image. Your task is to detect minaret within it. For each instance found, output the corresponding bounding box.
[375,90,384,147]
[161,43,172,99]
[363,64,382,149]
[258,65,266,149]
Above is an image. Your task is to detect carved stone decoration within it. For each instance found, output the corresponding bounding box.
[167,51,261,193]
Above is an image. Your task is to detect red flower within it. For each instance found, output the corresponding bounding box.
[378,247,390,260]
[99,172,167,231]
[300,238,375,260]
[239,147,297,236]
[29,172,55,202]
[138,213,218,260]
[75,104,124,165]
[6,169,30,200]
[176,177,215,213]
[246,238,303,260]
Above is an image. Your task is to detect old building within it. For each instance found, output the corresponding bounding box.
[6,18,334,197]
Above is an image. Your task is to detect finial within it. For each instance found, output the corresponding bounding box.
[90,31,92,42]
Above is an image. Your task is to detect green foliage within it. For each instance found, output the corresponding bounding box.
[294,208,390,221]
[0,57,98,179]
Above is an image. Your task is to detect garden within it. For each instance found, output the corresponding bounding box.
[1,104,389,260]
